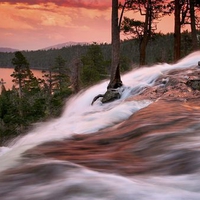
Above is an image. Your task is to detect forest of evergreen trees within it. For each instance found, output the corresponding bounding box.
[0,32,198,71]
[0,41,132,145]
[0,31,199,145]
[0,0,200,145]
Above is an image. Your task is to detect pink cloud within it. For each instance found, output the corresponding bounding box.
[1,0,111,10]
[0,2,112,50]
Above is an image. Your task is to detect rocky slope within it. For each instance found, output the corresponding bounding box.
[21,66,200,176]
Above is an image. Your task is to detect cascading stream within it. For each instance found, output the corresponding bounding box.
[1,52,199,149]
[0,51,200,200]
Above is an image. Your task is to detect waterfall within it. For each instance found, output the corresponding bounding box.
[3,52,200,144]
[0,51,200,200]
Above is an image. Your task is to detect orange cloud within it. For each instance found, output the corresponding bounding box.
[0,0,175,50]
[1,0,111,10]
[0,2,111,50]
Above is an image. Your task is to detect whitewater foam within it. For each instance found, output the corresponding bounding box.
[0,51,200,171]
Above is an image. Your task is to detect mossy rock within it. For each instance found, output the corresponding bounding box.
[186,80,200,90]
[101,89,121,103]
[91,88,122,105]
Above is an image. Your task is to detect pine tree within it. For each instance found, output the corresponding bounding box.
[11,51,31,98]
[81,43,107,86]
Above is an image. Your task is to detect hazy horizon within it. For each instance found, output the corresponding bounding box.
[0,0,176,51]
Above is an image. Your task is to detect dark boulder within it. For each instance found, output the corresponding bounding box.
[91,88,122,105]
[101,89,121,103]
[186,79,200,90]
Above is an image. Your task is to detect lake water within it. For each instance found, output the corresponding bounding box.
[0,68,43,90]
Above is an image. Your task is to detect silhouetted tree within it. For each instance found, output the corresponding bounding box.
[183,0,200,51]
[174,0,181,61]
[52,55,69,92]
[70,57,82,93]
[0,79,6,94]
[189,0,198,50]
[108,0,123,89]
[121,0,165,65]
[81,43,107,87]
[11,51,30,98]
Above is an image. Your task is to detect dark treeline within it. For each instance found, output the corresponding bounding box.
[0,41,130,145]
[0,51,73,145]
[0,0,200,146]
[0,31,199,71]
[0,31,199,145]
[119,0,200,65]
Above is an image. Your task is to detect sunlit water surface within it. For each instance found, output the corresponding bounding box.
[1,51,200,200]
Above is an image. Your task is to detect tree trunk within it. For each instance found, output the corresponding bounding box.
[18,78,22,99]
[139,0,151,66]
[91,0,122,105]
[108,0,122,89]
[174,0,181,61]
[71,58,81,93]
[190,0,198,51]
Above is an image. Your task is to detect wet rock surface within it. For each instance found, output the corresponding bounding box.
[23,99,200,176]
[2,66,200,199]
[130,67,200,101]
[101,89,121,103]
[91,88,122,105]
[21,67,200,176]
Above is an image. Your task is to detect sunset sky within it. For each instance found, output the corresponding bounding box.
[0,0,175,51]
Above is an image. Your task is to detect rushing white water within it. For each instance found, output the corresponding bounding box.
[18,52,200,142]
[2,159,200,200]
[0,51,200,200]
[0,51,200,171]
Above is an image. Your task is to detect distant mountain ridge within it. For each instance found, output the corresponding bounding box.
[0,47,19,53]
[42,41,88,50]
[0,42,88,52]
